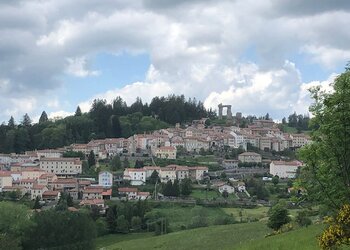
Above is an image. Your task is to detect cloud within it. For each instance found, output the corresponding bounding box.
[0,0,349,122]
[65,57,100,77]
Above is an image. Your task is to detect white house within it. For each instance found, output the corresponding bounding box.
[270,160,302,178]
[218,184,235,194]
[123,168,146,185]
[39,158,82,176]
[98,171,113,187]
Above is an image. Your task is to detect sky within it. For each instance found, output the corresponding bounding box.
[1,0,349,124]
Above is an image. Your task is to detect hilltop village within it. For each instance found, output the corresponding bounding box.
[0,116,310,211]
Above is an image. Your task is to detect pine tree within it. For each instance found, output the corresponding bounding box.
[106,206,117,233]
[75,106,82,116]
[33,196,41,209]
[39,111,48,124]
[88,150,96,167]
[21,113,32,127]
[8,116,15,128]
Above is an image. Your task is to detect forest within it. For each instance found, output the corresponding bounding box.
[0,95,214,154]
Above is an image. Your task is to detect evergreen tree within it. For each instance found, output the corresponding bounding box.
[110,115,122,137]
[134,159,144,169]
[106,207,117,233]
[111,155,121,171]
[33,196,42,209]
[8,116,15,128]
[149,170,160,184]
[75,106,82,116]
[163,180,173,196]
[21,113,32,127]
[173,179,180,197]
[180,178,192,196]
[39,111,48,124]
[88,150,96,167]
[67,193,74,207]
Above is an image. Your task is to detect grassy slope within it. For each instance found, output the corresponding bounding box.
[237,224,322,250]
[152,204,228,231]
[95,233,152,249]
[103,222,270,250]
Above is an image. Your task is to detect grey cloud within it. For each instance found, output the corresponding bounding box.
[269,0,350,17]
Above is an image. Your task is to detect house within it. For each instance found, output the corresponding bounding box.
[290,134,311,148]
[222,159,239,169]
[82,186,104,200]
[39,158,82,177]
[1,186,26,196]
[136,192,150,200]
[0,171,13,191]
[79,199,106,214]
[31,184,48,200]
[123,168,146,185]
[21,168,46,180]
[49,178,78,191]
[188,166,208,181]
[269,160,303,178]
[98,171,113,187]
[176,166,189,180]
[20,179,36,192]
[159,166,177,183]
[153,146,177,159]
[238,152,262,163]
[35,149,64,158]
[42,190,61,202]
[218,184,235,194]
[118,187,138,199]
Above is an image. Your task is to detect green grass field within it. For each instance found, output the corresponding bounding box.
[237,224,323,250]
[96,222,332,250]
[222,206,270,222]
[152,203,229,231]
[100,222,270,250]
[95,232,152,249]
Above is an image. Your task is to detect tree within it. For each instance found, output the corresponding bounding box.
[123,157,130,168]
[106,207,117,233]
[222,190,229,199]
[299,66,350,210]
[295,210,312,227]
[272,175,279,186]
[131,216,142,231]
[75,106,82,116]
[33,196,42,209]
[0,202,32,249]
[21,113,32,127]
[267,205,291,231]
[8,116,15,128]
[134,159,144,169]
[111,155,122,171]
[319,204,350,249]
[173,179,180,197]
[149,170,160,184]
[180,178,192,196]
[88,150,96,167]
[39,111,48,124]
[116,215,129,233]
[163,180,173,197]
[22,210,96,250]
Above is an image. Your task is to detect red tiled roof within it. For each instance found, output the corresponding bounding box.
[118,187,138,193]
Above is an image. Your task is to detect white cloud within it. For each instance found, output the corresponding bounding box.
[0,0,350,122]
[66,57,100,77]
[48,110,74,120]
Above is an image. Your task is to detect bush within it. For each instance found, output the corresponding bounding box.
[296,211,312,227]
[95,218,108,236]
[189,216,208,229]
[213,216,236,225]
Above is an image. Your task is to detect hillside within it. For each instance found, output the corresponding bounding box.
[97,222,328,250]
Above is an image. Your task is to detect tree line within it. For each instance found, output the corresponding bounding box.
[0,95,214,153]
